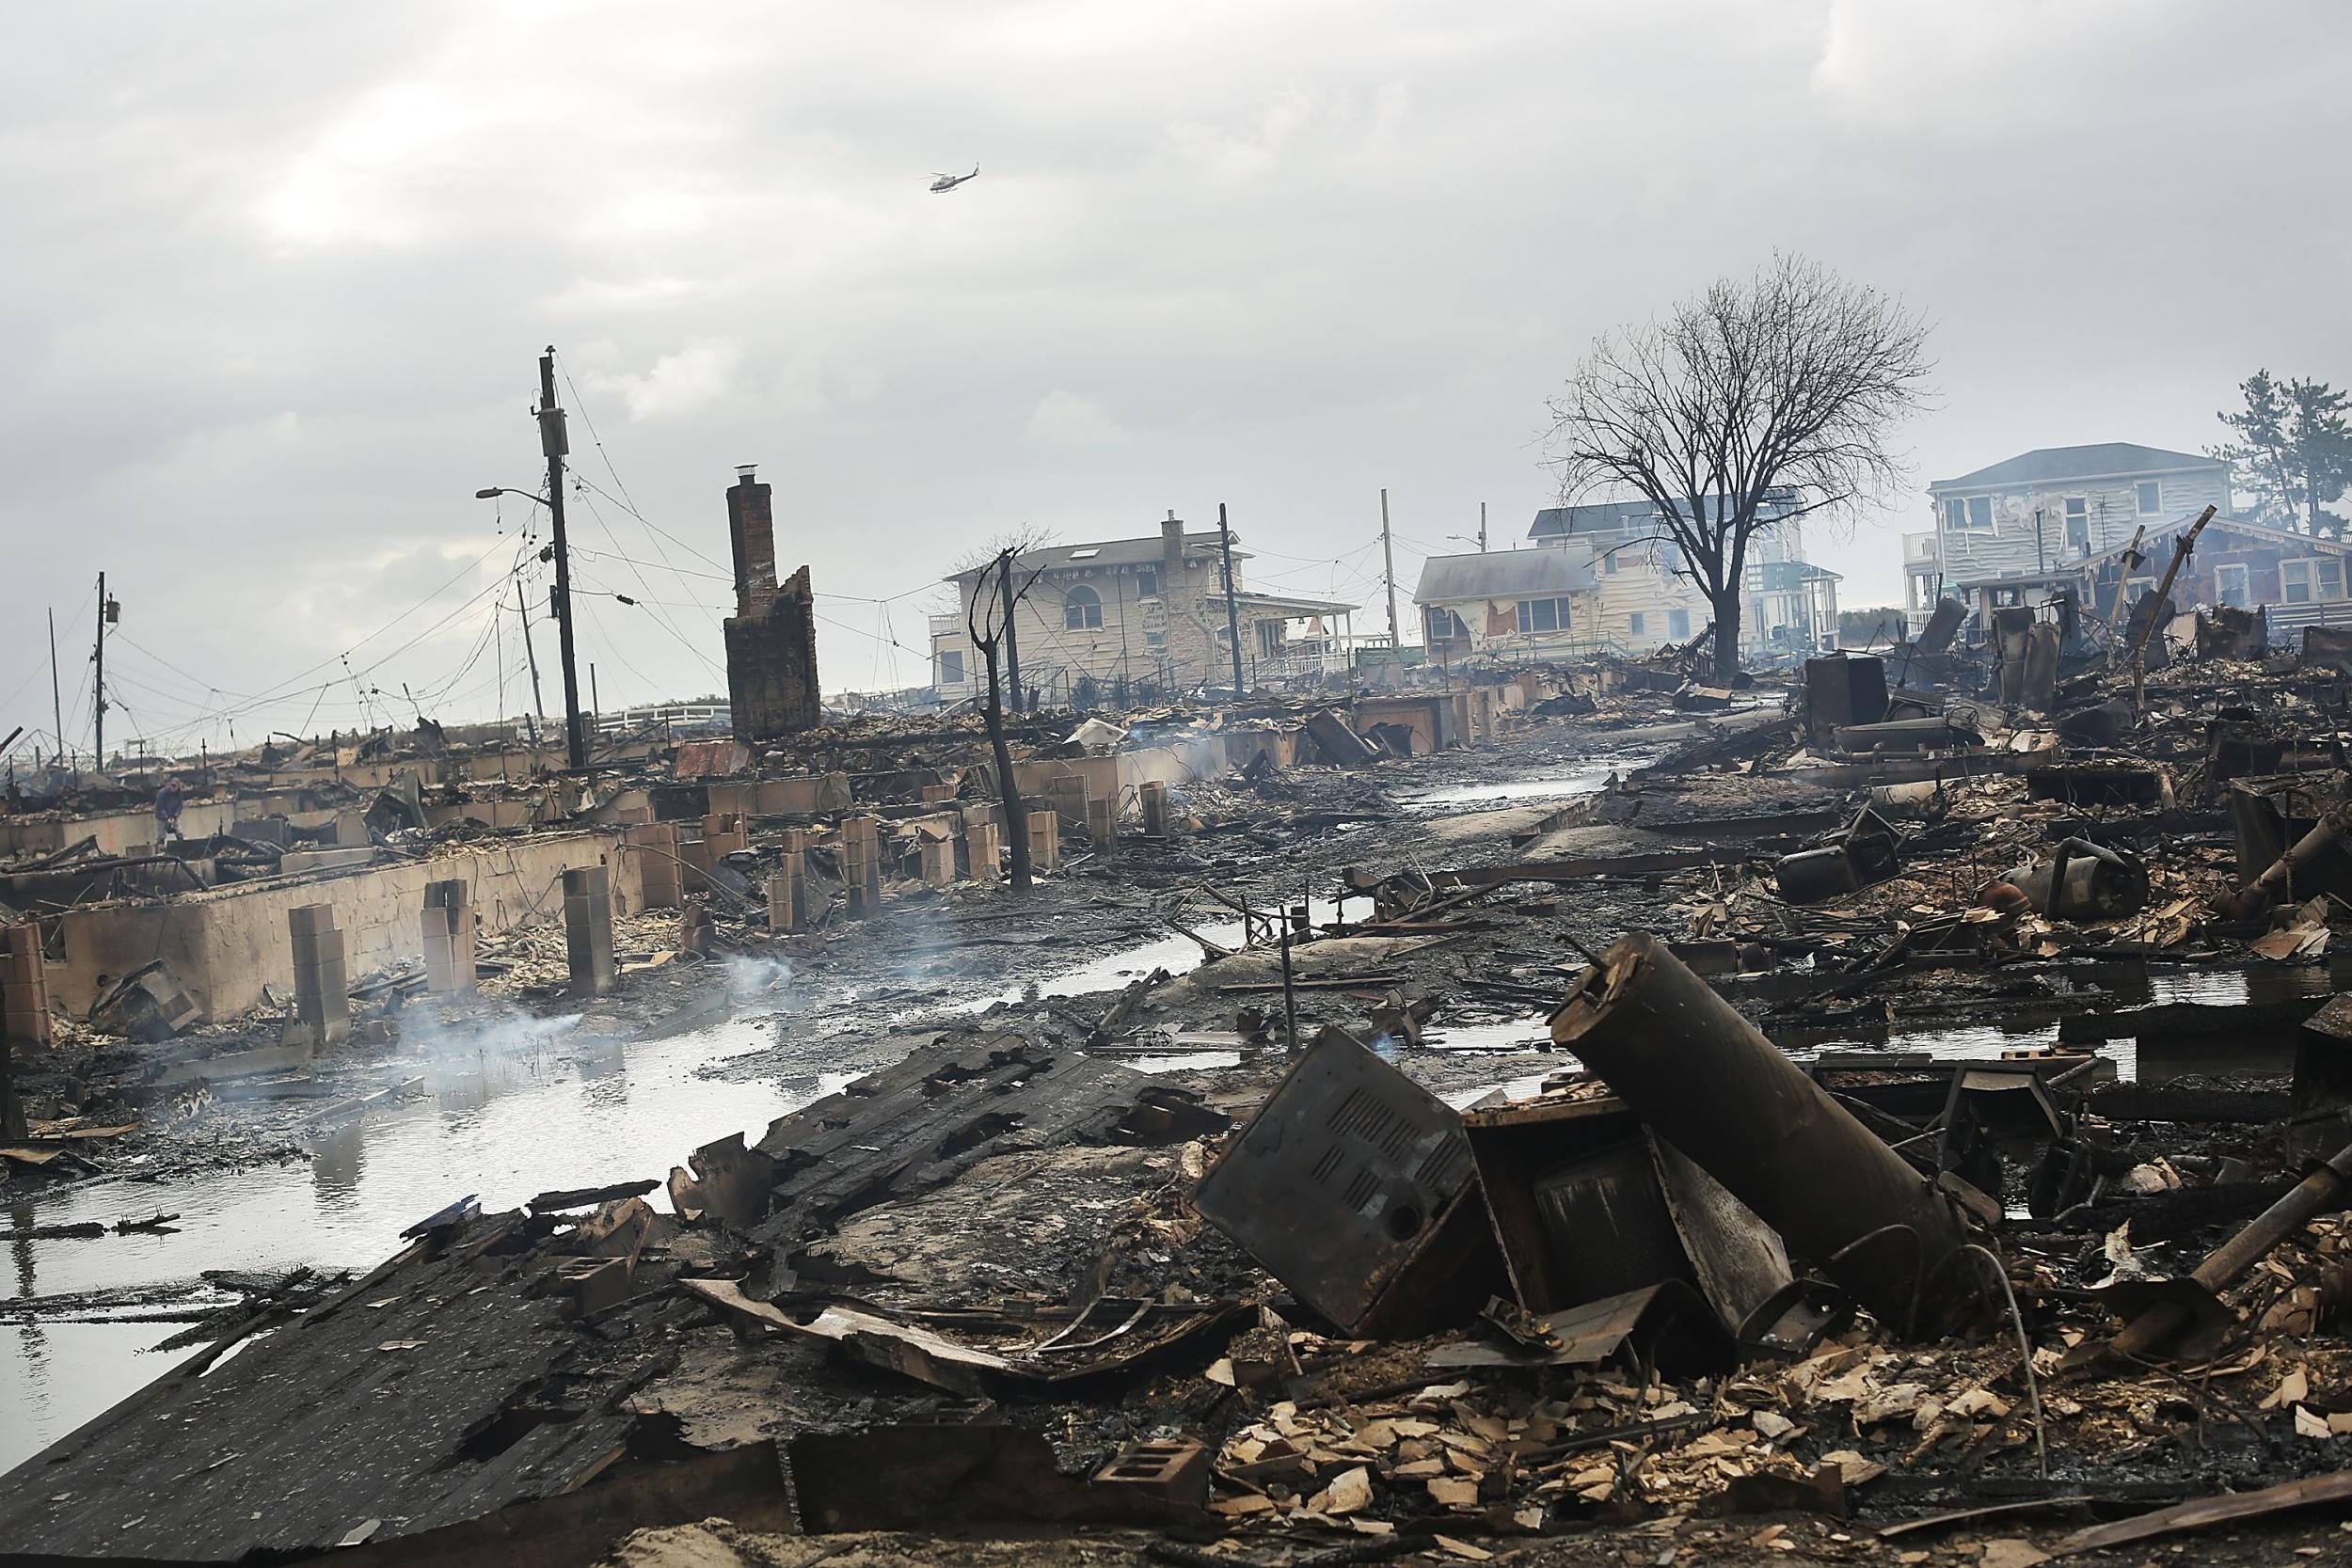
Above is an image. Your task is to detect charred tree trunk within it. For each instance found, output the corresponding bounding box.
[980,634,1033,892]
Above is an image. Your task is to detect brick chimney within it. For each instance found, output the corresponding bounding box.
[726,465,777,612]
[1161,509,1185,589]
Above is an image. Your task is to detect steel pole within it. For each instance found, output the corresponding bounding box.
[1552,932,1980,1336]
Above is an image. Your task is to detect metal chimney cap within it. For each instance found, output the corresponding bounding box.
[736,464,758,479]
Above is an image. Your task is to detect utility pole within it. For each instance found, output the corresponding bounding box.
[1479,500,1488,553]
[536,349,586,769]
[92,572,109,769]
[47,610,64,769]
[1000,549,1024,716]
[515,579,548,721]
[589,663,599,743]
[1217,502,1245,700]
[1379,488,1400,649]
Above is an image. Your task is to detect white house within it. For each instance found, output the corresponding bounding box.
[1916,442,2235,628]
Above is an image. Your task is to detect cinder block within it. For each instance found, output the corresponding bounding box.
[625,823,681,909]
[1026,809,1059,872]
[1087,795,1117,854]
[1138,781,1169,837]
[290,929,346,968]
[768,856,807,932]
[288,904,337,938]
[919,836,956,886]
[963,821,1000,882]
[564,866,616,996]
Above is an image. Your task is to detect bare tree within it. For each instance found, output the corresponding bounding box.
[1546,254,1932,683]
[961,536,1050,891]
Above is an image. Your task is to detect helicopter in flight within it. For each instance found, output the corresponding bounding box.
[929,166,980,193]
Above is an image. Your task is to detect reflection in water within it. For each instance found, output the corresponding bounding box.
[953,899,1347,1014]
[1403,760,1646,811]
[0,1006,813,1474]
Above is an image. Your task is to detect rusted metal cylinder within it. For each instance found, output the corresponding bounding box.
[2106,1141,2352,1362]
[1551,932,1981,1337]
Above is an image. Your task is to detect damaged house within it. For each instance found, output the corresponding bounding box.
[930,515,1356,705]
[1909,441,2236,632]
[1416,498,1840,661]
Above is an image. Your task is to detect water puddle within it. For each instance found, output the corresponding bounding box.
[1401,760,1643,812]
[0,1005,834,1474]
[954,898,1348,1012]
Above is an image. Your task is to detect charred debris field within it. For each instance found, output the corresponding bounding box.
[12,650,2352,1566]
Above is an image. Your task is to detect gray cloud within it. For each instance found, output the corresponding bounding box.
[3,0,2347,752]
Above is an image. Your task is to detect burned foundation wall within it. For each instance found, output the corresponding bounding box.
[52,830,643,1022]
[723,469,820,741]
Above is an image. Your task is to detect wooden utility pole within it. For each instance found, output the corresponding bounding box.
[515,579,548,721]
[47,610,64,769]
[1000,550,1025,715]
[91,572,108,770]
[1479,500,1488,553]
[2098,524,2148,669]
[536,349,586,769]
[1379,487,1399,648]
[2131,505,2216,709]
[1217,502,1246,699]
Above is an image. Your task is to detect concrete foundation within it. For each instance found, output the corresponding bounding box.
[964,820,1000,882]
[564,865,616,997]
[625,822,681,909]
[51,831,638,1022]
[288,904,351,1048]
[1027,809,1060,873]
[768,855,807,933]
[3,925,52,1048]
[420,879,476,995]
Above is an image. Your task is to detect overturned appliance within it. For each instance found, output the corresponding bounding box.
[1192,1037,1502,1337]
[2000,836,2150,921]
[1194,1035,1798,1356]
[1775,805,1903,906]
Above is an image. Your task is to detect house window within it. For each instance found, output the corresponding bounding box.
[1629,611,1646,638]
[2064,498,2090,553]
[1944,498,1965,531]
[1516,597,1569,633]
[1603,552,1619,575]
[1425,607,1468,643]
[937,650,963,686]
[1135,567,1158,598]
[1063,584,1103,630]
[2215,562,2250,609]
[2282,558,2346,604]
[1669,609,1691,641]
[1947,496,1994,532]
[2137,480,2162,516]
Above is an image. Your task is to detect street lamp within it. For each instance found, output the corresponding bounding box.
[477,356,586,772]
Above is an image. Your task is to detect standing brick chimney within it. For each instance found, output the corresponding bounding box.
[727,464,777,613]
[1160,509,1185,588]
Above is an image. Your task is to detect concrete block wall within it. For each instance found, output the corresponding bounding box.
[52,830,642,1022]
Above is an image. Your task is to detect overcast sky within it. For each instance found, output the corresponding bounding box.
[4,1,2348,756]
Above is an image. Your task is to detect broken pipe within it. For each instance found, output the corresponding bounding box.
[1549,933,1984,1338]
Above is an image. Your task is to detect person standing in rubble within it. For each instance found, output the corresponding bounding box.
[153,779,184,843]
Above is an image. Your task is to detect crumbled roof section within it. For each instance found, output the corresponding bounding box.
[946,531,1232,582]
[1529,493,1786,539]
[1932,443,2223,490]
[1413,548,1596,604]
